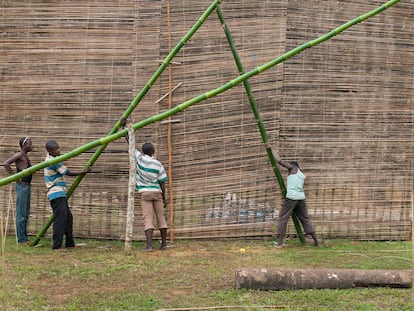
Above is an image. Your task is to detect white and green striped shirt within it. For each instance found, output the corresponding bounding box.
[286,169,306,200]
[135,149,167,193]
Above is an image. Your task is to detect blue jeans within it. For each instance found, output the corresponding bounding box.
[16,183,31,243]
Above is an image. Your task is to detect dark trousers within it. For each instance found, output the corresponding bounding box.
[50,197,75,249]
[277,198,315,236]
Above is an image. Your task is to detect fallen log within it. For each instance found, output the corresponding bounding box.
[235,268,412,290]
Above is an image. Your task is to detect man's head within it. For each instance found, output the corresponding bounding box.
[19,137,32,152]
[142,143,155,156]
[289,161,300,169]
[45,140,60,157]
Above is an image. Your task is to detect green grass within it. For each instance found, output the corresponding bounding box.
[0,238,412,310]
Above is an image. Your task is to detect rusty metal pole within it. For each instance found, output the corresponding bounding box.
[166,0,175,242]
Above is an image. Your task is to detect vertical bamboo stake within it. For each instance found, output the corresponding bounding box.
[124,123,136,255]
[166,0,175,242]
[216,5,305,243]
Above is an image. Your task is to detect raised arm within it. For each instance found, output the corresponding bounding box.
[274,150,294,170]
[266,144,294,170]
[120,118,130,144]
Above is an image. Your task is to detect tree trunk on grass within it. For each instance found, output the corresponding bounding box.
[235,268,412,290]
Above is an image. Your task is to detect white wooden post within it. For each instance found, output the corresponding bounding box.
[124,123,136,255]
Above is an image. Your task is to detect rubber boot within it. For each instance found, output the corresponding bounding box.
[145,229,154,251]
[311,232,319,247]
[160,228,167,250]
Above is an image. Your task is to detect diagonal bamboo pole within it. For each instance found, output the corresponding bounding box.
[0,0,400,243]
[29,0,221,246]
[216,5,305,243]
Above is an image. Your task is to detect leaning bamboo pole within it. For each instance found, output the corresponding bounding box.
[28,0,221,246]
[0,0,400,244]
[216,5,305,243]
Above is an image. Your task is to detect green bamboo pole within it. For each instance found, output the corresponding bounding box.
[0,0,399,242]
[29,0,221,246]
[216,5,305,243]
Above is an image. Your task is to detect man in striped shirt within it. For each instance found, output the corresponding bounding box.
[122,119,168,252]
[135,143,168,251]
[44,140,91,250]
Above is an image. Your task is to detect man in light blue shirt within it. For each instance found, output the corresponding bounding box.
[273,148,319,248]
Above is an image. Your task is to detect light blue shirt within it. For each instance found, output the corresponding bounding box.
[286,169,306,200]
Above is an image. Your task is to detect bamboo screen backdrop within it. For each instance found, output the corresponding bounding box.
[0,0,413,241]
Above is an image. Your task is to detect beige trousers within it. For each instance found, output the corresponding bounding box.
[140,191,168,231]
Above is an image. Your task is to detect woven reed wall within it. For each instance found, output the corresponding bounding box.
[0,0,412,242]
[280,0,414,240]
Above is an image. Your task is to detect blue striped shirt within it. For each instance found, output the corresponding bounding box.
[44,154,68,201]
[135,149,167,193]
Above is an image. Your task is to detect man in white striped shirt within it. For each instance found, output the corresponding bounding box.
[135,143,168,251]
[122,119,168,252]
